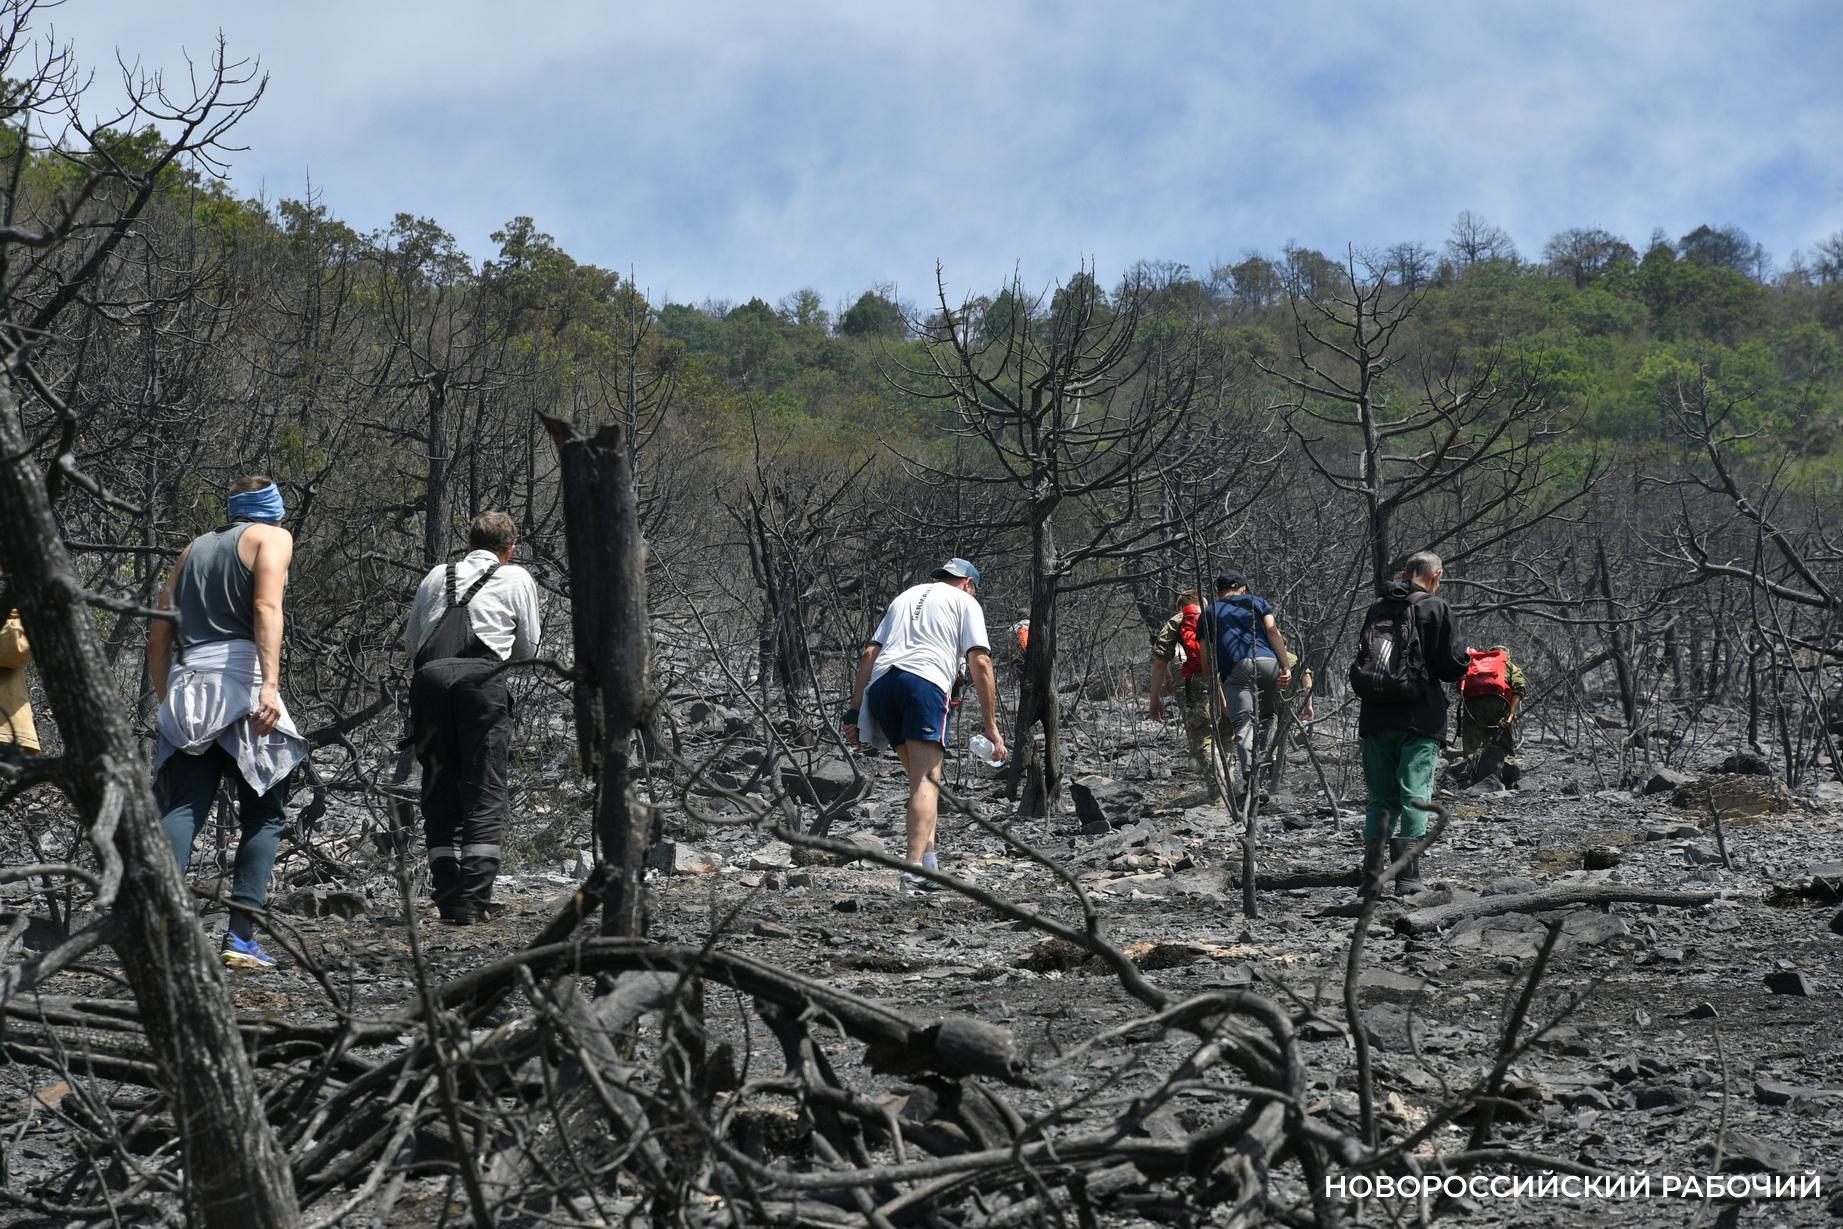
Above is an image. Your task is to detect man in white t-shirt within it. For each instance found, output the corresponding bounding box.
[844,558,1007,893]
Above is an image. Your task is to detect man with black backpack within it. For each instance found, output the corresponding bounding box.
[405,512,542,924]
[1349,551,1469,894]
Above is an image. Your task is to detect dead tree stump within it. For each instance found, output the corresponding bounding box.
[546,416,654,938]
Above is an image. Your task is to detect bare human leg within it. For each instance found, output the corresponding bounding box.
[895,739,945,866]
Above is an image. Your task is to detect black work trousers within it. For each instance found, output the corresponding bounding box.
[411,658,512,911]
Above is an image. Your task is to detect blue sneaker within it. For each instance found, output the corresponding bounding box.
[221,933,277,971]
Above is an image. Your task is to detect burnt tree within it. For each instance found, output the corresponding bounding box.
[0,17,299,1223]
[1267,251,1590,593]
[547,416,655,935]
[1657,368,1843,781]
[891,266,1248,815]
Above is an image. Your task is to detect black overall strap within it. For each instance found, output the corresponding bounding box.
[456,563,500,607]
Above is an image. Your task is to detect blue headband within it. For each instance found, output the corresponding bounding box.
[227,483,285,524]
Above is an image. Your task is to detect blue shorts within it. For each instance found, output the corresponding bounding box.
[866,668,952,748]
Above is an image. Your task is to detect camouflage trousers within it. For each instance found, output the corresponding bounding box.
[1459,695,1516,759]
[1176,672,1230,804]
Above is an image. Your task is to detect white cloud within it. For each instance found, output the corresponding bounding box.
[41,0,1843,298]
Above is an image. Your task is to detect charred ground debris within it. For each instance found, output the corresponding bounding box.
[2,5,1843,1225]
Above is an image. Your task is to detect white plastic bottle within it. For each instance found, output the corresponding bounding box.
[969,733,1007,767]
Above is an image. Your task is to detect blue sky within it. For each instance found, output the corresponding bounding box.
[44,1,1843,309]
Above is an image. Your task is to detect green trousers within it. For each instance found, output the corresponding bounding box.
[1362,731,1440,840]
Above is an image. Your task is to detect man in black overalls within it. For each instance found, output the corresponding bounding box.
[405,512,542,923]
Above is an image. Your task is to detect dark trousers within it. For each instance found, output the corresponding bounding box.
[411,659,512,910]
[158,744,292,937]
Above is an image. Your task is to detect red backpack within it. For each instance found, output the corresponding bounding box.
[1461,647,1511,700]
[1178,604,1204,679]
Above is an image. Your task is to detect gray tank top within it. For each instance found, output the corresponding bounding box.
[176,523,257,649]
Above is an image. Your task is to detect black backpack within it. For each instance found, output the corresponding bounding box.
[413,562,501,671]
[1349,590,1428,702]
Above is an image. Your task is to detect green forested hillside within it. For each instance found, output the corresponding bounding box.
[650,232,1843,477]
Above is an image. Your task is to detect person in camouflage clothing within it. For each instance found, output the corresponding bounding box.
[1147,590,1230,806]
[1456,644,1526,788]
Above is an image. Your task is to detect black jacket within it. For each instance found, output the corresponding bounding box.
[1356,580,1468,742]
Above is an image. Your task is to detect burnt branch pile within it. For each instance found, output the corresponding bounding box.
[3,779,1609,1227]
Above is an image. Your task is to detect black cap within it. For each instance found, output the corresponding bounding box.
[1216,569,1247,591]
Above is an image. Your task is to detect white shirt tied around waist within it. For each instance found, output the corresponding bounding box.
[154,639,309,796]
[405,549,543,661]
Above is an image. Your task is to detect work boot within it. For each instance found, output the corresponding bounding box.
[429,856,462,913]
[1390,837,1425,895]
[1359,837,1385,900]
[1472,744,1507,787]
[460,855,501,915]
[1501,761,1522,790]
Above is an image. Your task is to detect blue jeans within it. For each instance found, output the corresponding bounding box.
[158,744,292,928]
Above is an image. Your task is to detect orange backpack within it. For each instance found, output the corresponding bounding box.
[1177,604,1204,679]
[1461,647,1512,699]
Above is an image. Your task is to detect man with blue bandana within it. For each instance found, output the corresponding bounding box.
[147,475,308,971]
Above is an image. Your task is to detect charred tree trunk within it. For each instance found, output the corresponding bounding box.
[1770,652,1796,783]
[0,384,300,1228]
[1362,434,1390,594]
[1661,618,1682,699]
[423,370,450,569]
[1686,616,1705,701]
[1705,614,1728,702]
[1009,512,1061,817]
[745,495,808,718]
[1595,538,1637,727]
[1747,643,1763,751]
[548,416,653,938]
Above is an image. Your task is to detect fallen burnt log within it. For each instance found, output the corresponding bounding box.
[0,994,387,1086]
[1227,866,1363,890]
[1394,885,1722,935]
[436,939,1028,1084]
[479,971,683,1216]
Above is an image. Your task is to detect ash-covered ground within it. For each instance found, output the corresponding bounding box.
[5,695,1841,1226]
